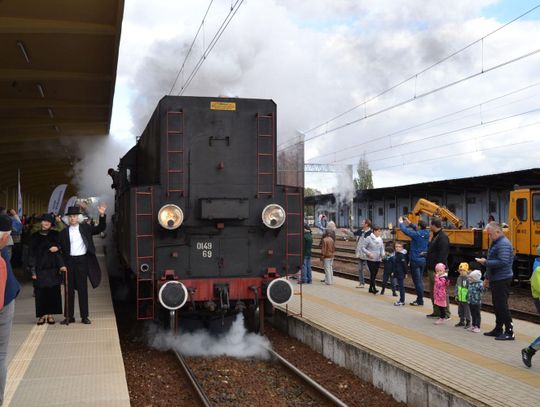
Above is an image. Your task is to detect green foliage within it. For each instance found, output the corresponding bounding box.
[304,187,322,197]
[353,155,373,190]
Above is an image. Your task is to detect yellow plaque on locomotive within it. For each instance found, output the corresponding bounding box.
[210,101,236,111]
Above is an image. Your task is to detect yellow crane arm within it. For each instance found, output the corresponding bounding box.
[407,198,464,229]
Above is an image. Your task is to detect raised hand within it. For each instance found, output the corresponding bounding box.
[98,203,107,216]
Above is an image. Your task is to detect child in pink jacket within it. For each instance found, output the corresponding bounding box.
[433,262,450,325]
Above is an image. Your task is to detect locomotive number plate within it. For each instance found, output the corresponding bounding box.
[196,241,213,258]
[210,101,236,111]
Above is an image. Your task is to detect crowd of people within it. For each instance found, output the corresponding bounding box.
[0,204,107,404]
[304,212,540,369]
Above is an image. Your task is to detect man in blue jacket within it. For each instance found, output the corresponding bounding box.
[476,222,514,340]
[399,217,429,306]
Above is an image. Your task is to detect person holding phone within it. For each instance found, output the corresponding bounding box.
[476,222,514,340]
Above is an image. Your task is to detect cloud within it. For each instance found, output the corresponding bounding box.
[112,0,540,193]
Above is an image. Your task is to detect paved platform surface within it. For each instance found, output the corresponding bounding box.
[283,271,540,406]
[5,250,130,407]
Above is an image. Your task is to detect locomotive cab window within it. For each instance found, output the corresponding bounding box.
[516,198,528,221]
[533,194,540,221]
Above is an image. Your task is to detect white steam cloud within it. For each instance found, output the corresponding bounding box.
[103,0,540,196]
[148,314,272,360]
[66,135,131,214]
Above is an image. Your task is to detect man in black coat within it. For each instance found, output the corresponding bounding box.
[425,217,451,318]
[59,205,106,324]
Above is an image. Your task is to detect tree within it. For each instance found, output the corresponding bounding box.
[304,187,322,197]
[353,154,373,190]
[304,188,321,219]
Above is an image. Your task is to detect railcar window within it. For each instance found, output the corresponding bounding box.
[533,194,540,221]
[516,198,528,221]
[126,168,131,184]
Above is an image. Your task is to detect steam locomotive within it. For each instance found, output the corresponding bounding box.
[113,96,303,332]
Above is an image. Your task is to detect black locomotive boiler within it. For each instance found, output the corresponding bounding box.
[113,96,303,331]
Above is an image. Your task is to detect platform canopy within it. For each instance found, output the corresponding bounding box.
[0,0,124,207]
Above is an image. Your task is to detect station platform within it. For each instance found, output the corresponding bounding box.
[278,271,540,407]
[4,251,130,407]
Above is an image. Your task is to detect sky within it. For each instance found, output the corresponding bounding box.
[105,0,540,196]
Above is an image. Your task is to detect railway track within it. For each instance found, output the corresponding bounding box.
[311,264,540,324]
[267,348,348,407]
[172,349,348,406]
[173,350,213,407]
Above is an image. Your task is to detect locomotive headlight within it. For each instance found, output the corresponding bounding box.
[158,204,184,230]
[262,204,286,229]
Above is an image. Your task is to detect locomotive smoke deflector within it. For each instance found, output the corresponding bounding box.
[158,204,184,229]
[266,278,294,306]
[262,204,286,229]
[158,281,188,310]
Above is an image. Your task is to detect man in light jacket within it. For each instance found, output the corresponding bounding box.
[354,219,372,288]
[321,230,335,285]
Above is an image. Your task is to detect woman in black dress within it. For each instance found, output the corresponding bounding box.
[29,214,66,325]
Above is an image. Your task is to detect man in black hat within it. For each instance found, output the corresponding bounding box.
[59,204,106,324]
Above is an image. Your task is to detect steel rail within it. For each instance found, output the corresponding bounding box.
[173,350,213,407]
[268,349,348,407]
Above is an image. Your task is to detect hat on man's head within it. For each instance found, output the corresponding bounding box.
[0,215,11,232]
[469,270,482,282]
[66,206,82,216]
[39,213,56,226]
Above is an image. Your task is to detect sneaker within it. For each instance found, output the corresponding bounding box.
[467,326,475,332]
[472,327,481,333]
[410,301,423,306]
[483,329,503,337]
[434,318,446,325]
[521,347,536,368]
[454,321,465,327]
[355,284,364,288]
[393,301,404,306]
[495,332,515,341]
[426,313,439,318]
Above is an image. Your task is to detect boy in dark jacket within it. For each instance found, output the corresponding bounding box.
[381,244,397,296]
[393,241,408,306]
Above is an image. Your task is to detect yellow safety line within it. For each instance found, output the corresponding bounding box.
[313,270,537,343]
[4,324,49,406]
[299,292,540,388]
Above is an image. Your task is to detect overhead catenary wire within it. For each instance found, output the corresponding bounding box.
[322,106,540,164]
[307,81,540,163]
[279,46,540,151]
[168,0,215,95]
[300,2,540,136]
[178,0,245,95]
[370,139,535,173]
[368,120,540,164]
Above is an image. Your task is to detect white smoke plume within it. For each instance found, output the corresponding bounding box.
[148,314,272,360]
[65,135,132,215]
